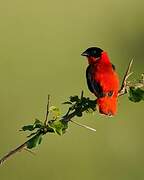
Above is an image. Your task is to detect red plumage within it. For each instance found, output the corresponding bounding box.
[82,47,119,116]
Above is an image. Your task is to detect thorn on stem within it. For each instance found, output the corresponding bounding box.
[118,59,134,96]
[70,120,96,132]
[81,90,84,99]
[44,94,50,126]
[24,148,36,156]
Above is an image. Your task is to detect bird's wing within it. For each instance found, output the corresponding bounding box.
[111,63,115,70]
[86,65,95,93]
[86,65,115,98]
[86,65,104,98]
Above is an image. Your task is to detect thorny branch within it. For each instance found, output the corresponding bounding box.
[0,94,93,165]
[118,59,133,96]
[0,60,143,166]
[0,141,28,165]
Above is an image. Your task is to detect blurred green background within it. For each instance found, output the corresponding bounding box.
[0,0,144,179]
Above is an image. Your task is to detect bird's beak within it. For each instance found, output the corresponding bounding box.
[81,51,89,57]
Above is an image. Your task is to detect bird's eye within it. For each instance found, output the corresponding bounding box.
[93,50,97,54]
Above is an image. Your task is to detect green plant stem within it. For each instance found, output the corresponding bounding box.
[0,107,85,165]
[44,94,50,126]
[0,130,43,165]
[0,62,143,166]
[0,140,28,165]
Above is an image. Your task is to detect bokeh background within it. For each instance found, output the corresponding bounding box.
[0,0,144,179]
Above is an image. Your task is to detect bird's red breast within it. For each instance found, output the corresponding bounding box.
[89,52,119,116]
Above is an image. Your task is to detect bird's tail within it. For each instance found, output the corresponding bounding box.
[97,96,118,116]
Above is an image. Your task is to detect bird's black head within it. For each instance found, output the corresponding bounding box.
[81,47,103,58]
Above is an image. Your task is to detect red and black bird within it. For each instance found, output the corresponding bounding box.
[81,47,119,116]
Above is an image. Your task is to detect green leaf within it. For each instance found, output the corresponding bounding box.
[27,134,43,149]
[27,132,37,138]
[128,87,144,102]
[62,101,73,105]
[34,119,42,124]
[21,125,35,131]
[87,100,96,111]
[70,96,79,102]
[86,108,95,113]
[38,136,43,145]
[34,119,43,128]
[49,106,61,119]
[21,119,43,132]
[76,111,83,117]
[49,120,68,135]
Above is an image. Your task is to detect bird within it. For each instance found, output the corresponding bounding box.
[81,47,119,116]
